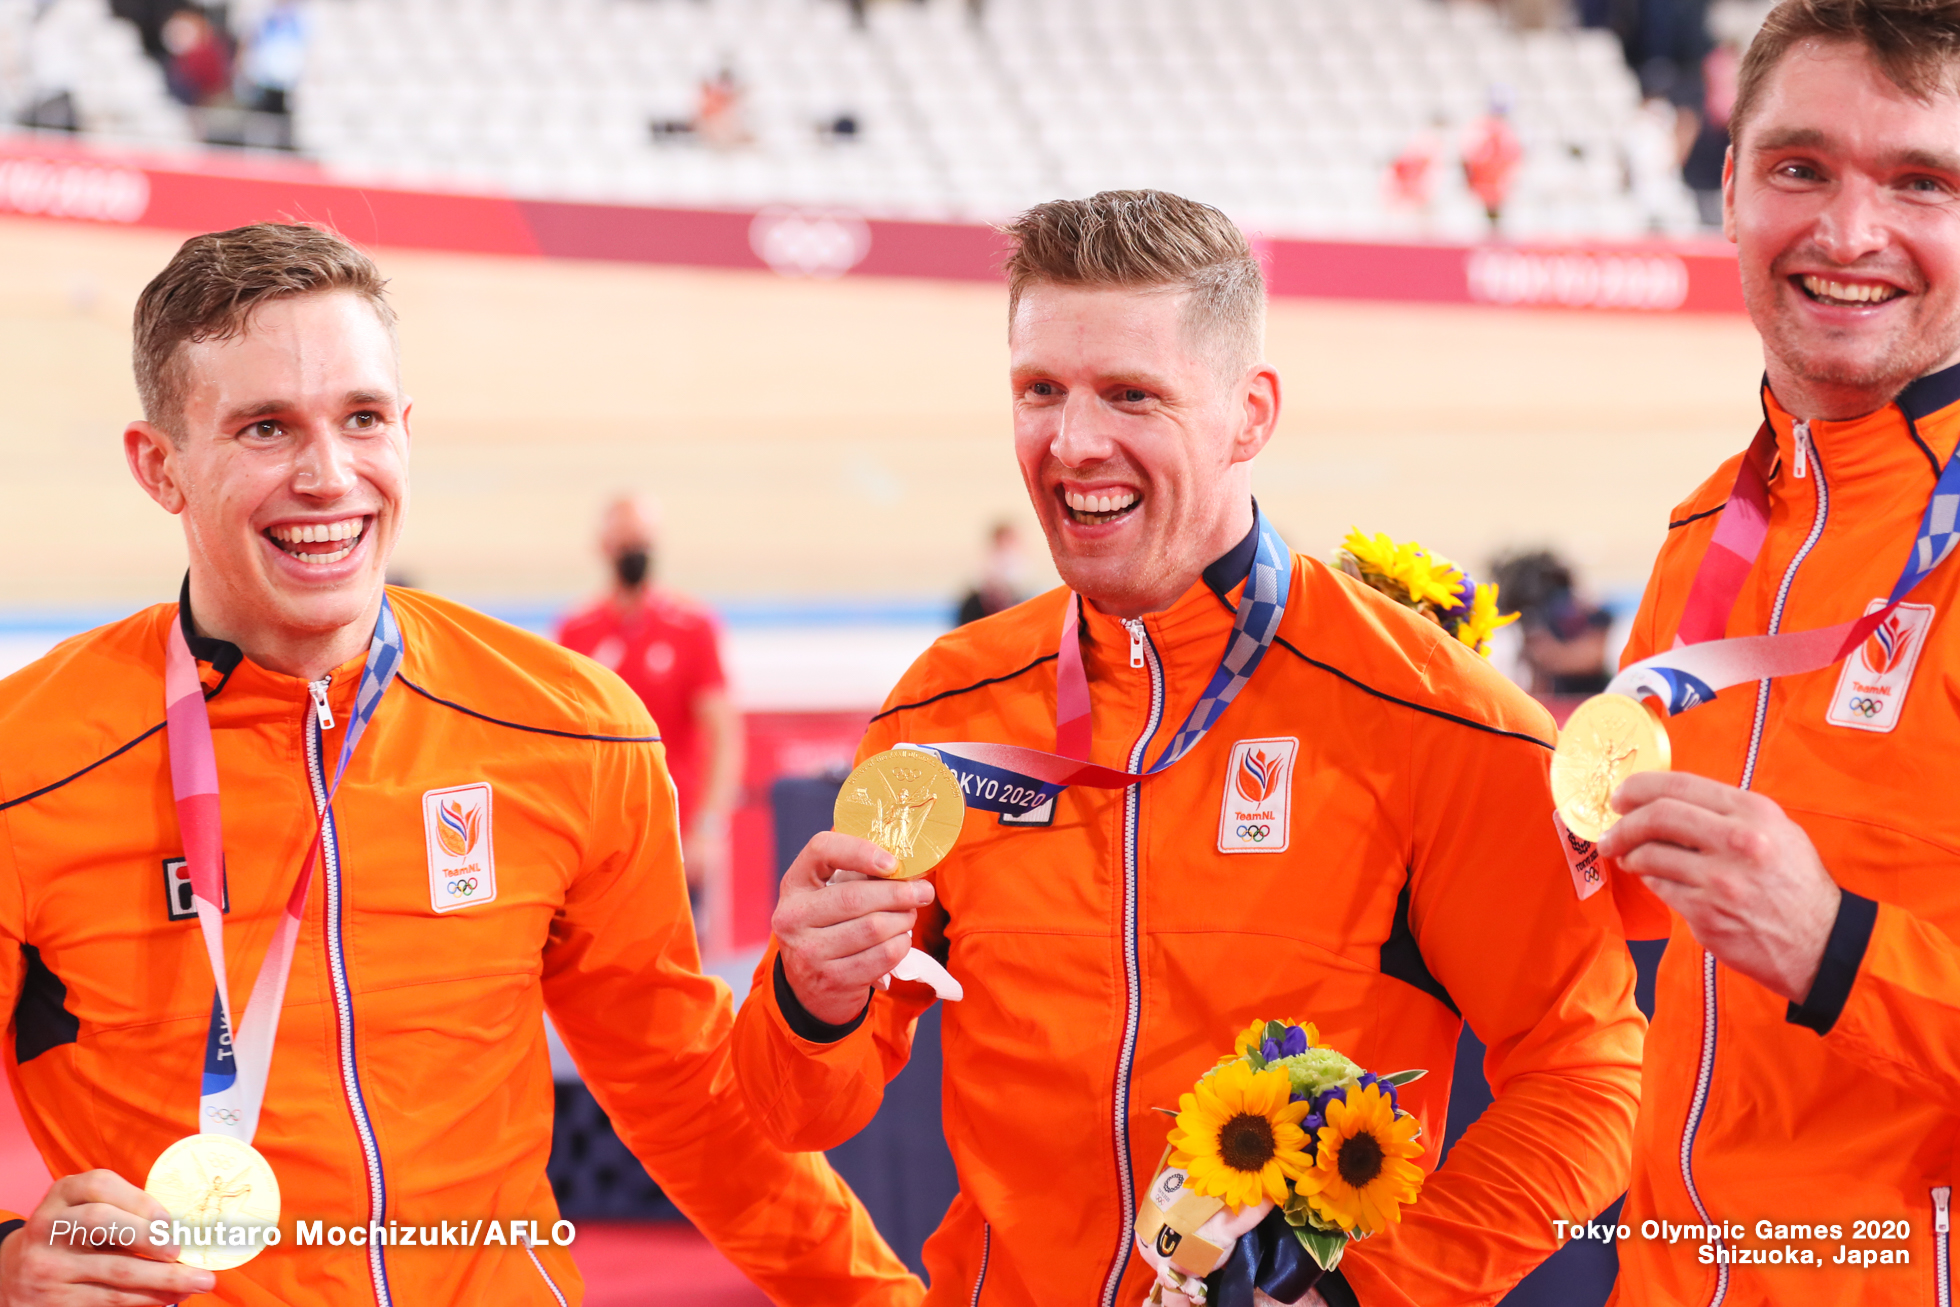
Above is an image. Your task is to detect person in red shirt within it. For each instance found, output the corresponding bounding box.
[557,497,742,940]
[1462,94,1524,225]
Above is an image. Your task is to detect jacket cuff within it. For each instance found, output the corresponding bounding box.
[773,951,871,1044]
[1317,1268,1358,1307]
[1787,889,1878,1035]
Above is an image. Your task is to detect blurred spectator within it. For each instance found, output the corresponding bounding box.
[1581,0,1713,177]
[1489,549,1615,697]
[695,65,752,151]
[111,0,182,62]
[162,7,231,108]
[1462,92,1523,226]
[1388,117,1444,213]
[556,498,743,940]
[954,520,1031,626]
[1683,40,1738,226]
[236,0,307,116]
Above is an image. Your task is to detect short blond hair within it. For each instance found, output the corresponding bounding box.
[133,222,396,441]
[1001,190,1265,374]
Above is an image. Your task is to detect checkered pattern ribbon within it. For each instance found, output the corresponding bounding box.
[1611,421,1960,715]
[921,511,1293,816]
[1149,514,1290,772]
[170,595,404,1142]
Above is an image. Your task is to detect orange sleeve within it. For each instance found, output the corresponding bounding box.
[1804,897,1960,1114]
[1336,684,1645,1307]
[730,705,947,1153]
[542,733,921,1306]
[2,803,31,1228]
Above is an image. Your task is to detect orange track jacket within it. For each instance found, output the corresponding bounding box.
[0,588,922,1306]
[735,543,1645,1306]
[1613,369,1960,1306]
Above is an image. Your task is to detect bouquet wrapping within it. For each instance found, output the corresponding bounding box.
[1135,1020,1427,1307]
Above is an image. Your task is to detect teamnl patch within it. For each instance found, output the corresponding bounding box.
[423,783,497,913]
[1217,737,1297,854]
[1828,601,1936,734]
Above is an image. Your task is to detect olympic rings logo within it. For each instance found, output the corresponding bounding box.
[1235,824,1272,843]
[446,877,479,897]
[1846,696,1882,719]
[204,1106,241,1124]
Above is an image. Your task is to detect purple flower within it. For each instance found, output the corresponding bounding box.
[1312,1086,1347,1115]
[1442,576,1475,615]
[1261,1025,1310,1064]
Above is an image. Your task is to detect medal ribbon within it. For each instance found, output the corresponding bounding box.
[915,509,1293,816]
[167,595,404,1141]
[1610,419,1960,714]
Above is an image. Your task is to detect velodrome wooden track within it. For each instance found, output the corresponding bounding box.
[0,213,1766,612]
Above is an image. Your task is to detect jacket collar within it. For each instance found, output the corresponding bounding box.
[1763,360,1960,487]
[177,574,244,701]
[1200,512,1260,606]
[1896,358,1960,424]
[173,574,369,725]
[1077,507,1263,672]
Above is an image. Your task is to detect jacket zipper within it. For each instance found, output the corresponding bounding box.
[308,677,336,731]
[969,1221,991,1306]
[1681,430,1830,1307]
[1937,1186,1952,1307]
[305,700,394,1307]
[1100,617,1164,1307]
[523,1237,569,1306]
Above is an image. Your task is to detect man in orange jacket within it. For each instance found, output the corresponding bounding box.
[732,190,1645,1305]
[0,223,920,1306]
[1600,4,1960,1304]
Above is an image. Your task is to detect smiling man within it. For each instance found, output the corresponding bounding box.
[732,192,1644,1305]
[0,224,919,1305]
[1600,4,1960,1304]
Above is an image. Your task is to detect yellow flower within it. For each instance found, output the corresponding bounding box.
[1294,1084,1425,1235]
[1400,549,1466,611]
[1453,581,1520,658]
[1339,528,1465,612]
[1340,528,1402,581]
[1167,1060,1313,1210]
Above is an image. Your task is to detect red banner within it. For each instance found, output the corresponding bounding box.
[0,135,1743,313]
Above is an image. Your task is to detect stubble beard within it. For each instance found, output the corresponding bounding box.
[1751,262,1957,410]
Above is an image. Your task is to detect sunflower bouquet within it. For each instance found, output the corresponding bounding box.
[1336,528,1517,657]
[1134,1019,1426,1307]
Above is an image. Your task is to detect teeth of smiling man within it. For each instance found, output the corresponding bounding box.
[269,519,364,545]
[1803,275,1901,304]
[1065,489,1139,514]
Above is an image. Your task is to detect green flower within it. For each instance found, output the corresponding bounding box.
[1272,1048,1363,1101]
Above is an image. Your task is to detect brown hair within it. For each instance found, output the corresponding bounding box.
[1000,190,1265,374]
[1733,0,1960,143]
[133,222,396,439]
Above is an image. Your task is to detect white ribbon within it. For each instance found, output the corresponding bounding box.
[827,869,963,1002]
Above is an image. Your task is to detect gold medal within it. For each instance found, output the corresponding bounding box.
[1551,693,1673,843]
[144,1133,281,1271]
[833,748,965,879]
